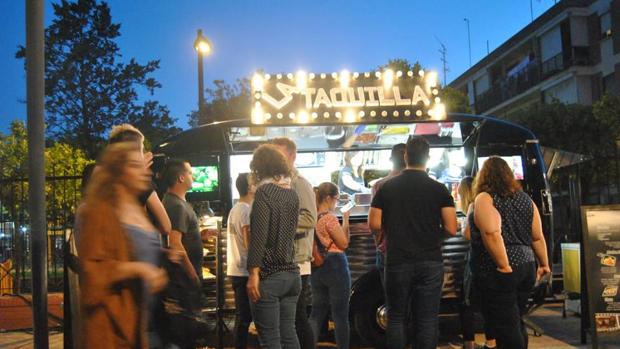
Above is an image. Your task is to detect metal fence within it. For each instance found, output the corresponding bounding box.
[0,174,82,295]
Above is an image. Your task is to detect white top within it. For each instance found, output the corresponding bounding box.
[298,261,311,276]
[227,202,251,277]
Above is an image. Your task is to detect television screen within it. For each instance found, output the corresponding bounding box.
[188,165,219,193]
[477,155,524,180]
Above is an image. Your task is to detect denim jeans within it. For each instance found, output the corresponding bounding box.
[475,262,536,349]
[385,260,444,349]
[231,276,253,349]
[376,250,385,287]
[296,275,316,349]
[310,253,351,349]
[249,270,301,349]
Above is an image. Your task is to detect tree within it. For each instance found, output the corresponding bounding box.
[16,0,180,158]
[189,78,251,127]
[0,120,91,222]
[442,86,472,114]
[593,94,620,147]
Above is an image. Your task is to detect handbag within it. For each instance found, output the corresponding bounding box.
[311,212,333,268]
[159,259,209,347]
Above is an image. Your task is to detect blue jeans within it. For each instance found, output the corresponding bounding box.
[310,253,351,349]
[231,276,252,349]
[249,271,301,349]
[385,261,444,349]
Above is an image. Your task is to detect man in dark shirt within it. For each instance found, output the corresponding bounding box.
[369,137,457,349]
[161,159,203,285]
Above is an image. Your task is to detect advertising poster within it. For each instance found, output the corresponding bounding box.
[581,205,620,348]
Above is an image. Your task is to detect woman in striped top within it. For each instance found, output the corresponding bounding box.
[246,144,301,349]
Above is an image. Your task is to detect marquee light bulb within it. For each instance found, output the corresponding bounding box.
[340,70,350,88]
[276,74,283,80]
[407,71,414,77]
[309,73,316,80]
[345,110,356,123]
[296,70,307,89]
[353,72,360,79]
[252,74,264,92]
[298,111,309,124]
[426,71,438,88]
[264,74,271,80]
[251,104,264,124]
[287,73,294,80]
[383,69,394,89]
[418,69,425,77]
[331,72,338,79]
[396,71,403,78]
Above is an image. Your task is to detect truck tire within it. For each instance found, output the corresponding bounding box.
[350,268,387,349]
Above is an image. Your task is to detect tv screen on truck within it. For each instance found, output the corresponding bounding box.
[188,165,219,193]
[477,155,524,180]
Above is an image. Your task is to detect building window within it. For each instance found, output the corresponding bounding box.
[601,12,612,39]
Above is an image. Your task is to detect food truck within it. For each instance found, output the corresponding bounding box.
[154,69,553,347]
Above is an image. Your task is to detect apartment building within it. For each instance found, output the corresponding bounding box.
[450,0,620,117]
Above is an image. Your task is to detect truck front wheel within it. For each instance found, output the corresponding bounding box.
[350,268,387,349]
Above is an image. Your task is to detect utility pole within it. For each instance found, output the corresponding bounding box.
[464,18,472,67]
[530,0,534,22]
[435,37,449,86]
[26,0,48,347]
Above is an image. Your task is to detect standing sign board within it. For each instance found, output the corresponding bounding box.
[581,205,620,348]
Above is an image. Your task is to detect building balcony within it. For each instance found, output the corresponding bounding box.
[474,46,590,113]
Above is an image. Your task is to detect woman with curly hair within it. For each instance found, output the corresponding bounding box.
[77,142,168,349]
[471,157,550,349]
[246,144,301,349]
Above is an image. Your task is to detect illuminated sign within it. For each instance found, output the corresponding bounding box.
[251,69,445,125]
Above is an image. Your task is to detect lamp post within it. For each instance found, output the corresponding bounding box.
[464,18,472,67]
[194,29,212,123]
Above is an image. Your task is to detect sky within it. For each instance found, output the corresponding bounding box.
[0,0,557,134]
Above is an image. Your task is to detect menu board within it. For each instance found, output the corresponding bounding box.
[581,205,620,348]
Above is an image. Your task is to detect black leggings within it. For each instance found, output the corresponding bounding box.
[475,262,536,349]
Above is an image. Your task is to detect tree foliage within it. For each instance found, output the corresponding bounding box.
[189,78,251,127]
[442,86,471,114]
[0,120,91,222]
[16,0,180,158]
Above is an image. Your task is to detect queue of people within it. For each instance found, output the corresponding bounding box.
[75,126,550,349]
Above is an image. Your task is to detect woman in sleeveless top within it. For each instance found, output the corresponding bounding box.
[310,182,351,349]
[309,182,351,349]
[470,157,550,349]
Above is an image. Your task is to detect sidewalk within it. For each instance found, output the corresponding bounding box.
[0,303,589,348]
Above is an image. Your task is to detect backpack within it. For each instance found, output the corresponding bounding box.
[311,212,334,268]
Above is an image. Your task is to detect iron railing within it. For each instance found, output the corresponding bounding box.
[0,174,82,295]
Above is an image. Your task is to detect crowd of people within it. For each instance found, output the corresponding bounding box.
[74,125,550,349]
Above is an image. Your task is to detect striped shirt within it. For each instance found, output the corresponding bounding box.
[247,183,300,278]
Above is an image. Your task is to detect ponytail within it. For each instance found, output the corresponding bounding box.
[316,182,339,206]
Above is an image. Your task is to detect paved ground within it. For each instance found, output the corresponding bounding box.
[0,303,590,348]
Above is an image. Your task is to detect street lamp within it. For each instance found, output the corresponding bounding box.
[194,29,212,123]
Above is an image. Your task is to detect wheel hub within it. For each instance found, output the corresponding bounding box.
[376,304,388,330]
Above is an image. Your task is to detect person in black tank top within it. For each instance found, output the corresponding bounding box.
[471,157,550,349]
